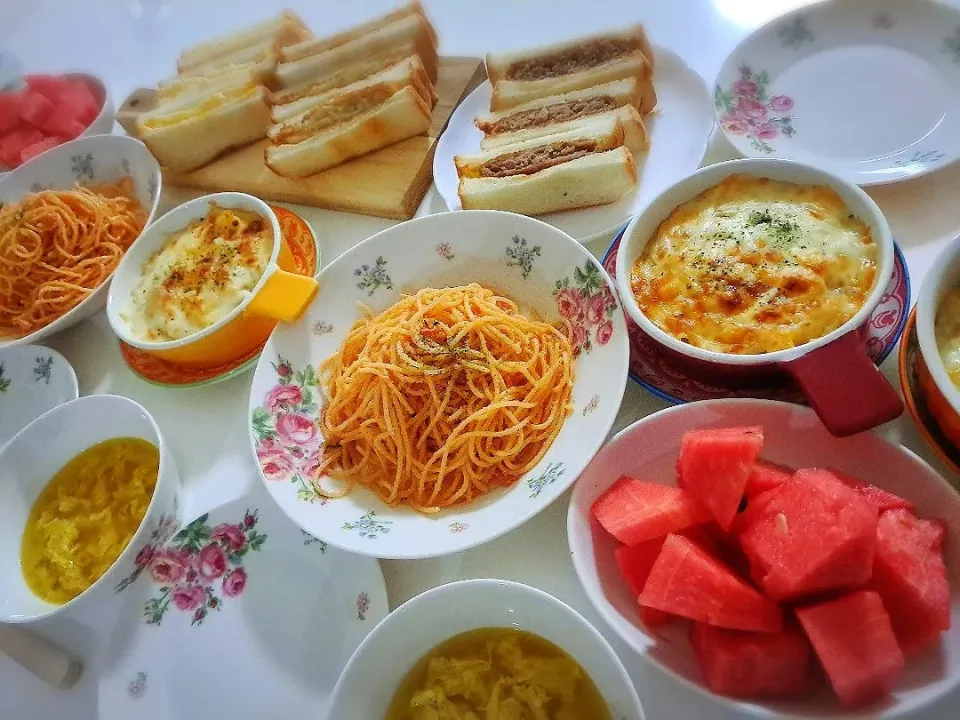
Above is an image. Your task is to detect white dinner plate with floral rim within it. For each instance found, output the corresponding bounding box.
[715,0,960,185]
[247,210,629,559]
[0,344,78,447]
[433,46,715,243]
[97,485,388,720]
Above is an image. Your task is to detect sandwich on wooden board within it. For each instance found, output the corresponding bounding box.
[137,75,272,173]
[455,114,639,216]
[475,78,648,154]
[265,72,434,178]
[485,25,656,113]
[176,11,311,77]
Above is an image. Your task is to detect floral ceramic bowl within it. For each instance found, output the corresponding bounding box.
[329,579,645,719]
[247,210,629,559]
[0,344,78,448]
[0,394,182,623]
[0,134,162,350]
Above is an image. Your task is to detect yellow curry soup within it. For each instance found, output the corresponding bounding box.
[125,204,273,343]
[630,174,877,355]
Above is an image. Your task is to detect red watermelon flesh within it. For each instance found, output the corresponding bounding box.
[638,534,783,633]
[0,92,24,133]
[19,137,63,164]
[24,74,72,101]
[690,621,812,698]
[0,126,45,168]
[796,590,905,708]
[738,468,878,602]
[869,509,950,655]
[615,542,671,627]
[592,476,709,546]
[19,90,55,128]
[829,468,914,512]
[678,426,764,531]
[744,459,792,498]
[64,80,100,123]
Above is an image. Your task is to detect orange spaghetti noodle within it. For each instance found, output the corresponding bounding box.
[0,178,146,338]
[317,283,574,512]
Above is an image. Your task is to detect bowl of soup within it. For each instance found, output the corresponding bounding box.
[0,394,182,623]
[107,192,319,368]
[915,237,960,451]
[329,578,645,719]
[615,158,901,436]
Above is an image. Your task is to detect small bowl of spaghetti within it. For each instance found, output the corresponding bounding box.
[247,209,629,559]
[0,133,161,349]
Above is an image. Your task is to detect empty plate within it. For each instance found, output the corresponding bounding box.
[0,345,78,447]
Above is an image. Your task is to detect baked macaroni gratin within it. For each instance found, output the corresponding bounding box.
[935,287,960,389]
[630,174,877,354]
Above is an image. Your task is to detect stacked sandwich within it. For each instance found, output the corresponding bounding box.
[137,11,311,172]
[456,26,657,216]
[265,2,439,178]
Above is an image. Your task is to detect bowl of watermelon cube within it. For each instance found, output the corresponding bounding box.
[0,73,114,172]
[568,398,959,716]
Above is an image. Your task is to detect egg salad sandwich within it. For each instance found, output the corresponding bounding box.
[474,78,648,153]
[485,25,656,113]
[175,10,311,77]
[156,60,278,101]
[454,115,638,216]
[276,6,439,92]
[265,67,433,177]
[137,74,272,173]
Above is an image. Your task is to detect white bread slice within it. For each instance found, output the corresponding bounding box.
[276,14,438,88]
[270,56,434,124]
[158,62,277,100]
[177,11,310,73]
[178,42,280,79]
[458,148,637,215]
[138,86,271,173]
[481,105,648,157]
[265,85,432,177]
[490,52,656,113]
[281,1,437,63]
[485,25,655,85]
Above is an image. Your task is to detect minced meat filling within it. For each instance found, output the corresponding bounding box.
[485,96,618,135]
[271,87,394,145]
[481,140,599,177]
[505,38,639,81]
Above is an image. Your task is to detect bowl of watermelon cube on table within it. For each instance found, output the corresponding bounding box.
[568,398,959,717]
[0,72,114,172]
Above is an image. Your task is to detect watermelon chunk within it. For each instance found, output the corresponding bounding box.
[678,426,764,530]
[829,468,914,512]
[43,110,86,141]
[19,137,64,164]
[638,534,783,633]
[19,90,55,128]
[738,468,879,602]
[796,590,905,708]
[62,80,100,124]
[0,91,24,133]
[592,476,709,546]
[869,509,950,654]
[744,459,792,498]
[24,74,72,101]
[690,621,812,698]
[615,542,672,627]
[0,126,45,168]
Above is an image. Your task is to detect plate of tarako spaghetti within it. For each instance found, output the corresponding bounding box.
[0,134,161,349]
[248,210,629,559]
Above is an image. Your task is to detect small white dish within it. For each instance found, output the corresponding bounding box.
[0,344,77,448]
[329,578,646,720]
[97,488,388,720]
[247,209,628,559]
[568,398,960,718]
[715,0,960,185]
[0,394,182,623]
[434,46,715,242]
[0,134,162,350]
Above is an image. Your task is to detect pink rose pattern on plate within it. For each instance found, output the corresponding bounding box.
[140,510,267,626]
[602,231,910,404]
[251,356,324,503]
[114,507,180,594]
[553,261,618,356]
[715,65,795,154]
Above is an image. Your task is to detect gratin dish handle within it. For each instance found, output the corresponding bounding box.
[245,268,319,323]
[780,331,904,437]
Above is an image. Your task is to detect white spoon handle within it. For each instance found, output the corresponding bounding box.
[0,624,83,689]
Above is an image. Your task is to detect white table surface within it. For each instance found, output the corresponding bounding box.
[3,0,960,717]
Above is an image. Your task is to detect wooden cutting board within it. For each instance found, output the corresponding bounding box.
[116,57,485,220]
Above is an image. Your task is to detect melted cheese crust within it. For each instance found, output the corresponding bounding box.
[630,175,877,354]
[127,206,272,342]
[935,288,960,389]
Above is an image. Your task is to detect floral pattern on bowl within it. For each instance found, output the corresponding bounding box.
[714,65,795,154]
[0,345,78,447]
[248,210,629,560]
